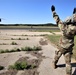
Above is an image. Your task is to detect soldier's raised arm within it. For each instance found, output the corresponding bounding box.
[51,5,64,31]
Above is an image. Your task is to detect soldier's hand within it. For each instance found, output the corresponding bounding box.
[73,8,76,14]
[51,5,55,11]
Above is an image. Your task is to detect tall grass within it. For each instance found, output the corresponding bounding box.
[0,46,42,54]
[8,61,37,70]
[47,35,60,46]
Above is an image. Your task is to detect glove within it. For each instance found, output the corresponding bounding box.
[51,5,55,11]
[73,8,76,14]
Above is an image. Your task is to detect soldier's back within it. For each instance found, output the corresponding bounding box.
[59,24,76,49]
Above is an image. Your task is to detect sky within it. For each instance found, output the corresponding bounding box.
[0,0,76,24]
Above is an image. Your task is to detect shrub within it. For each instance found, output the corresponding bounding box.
[16,48,21,51]
[0,50,5,53]
[8,61,36,70]
[25,47,32,51]
[0,46,42,54]
[30,65,37,69]
[33,46,42,51]
[11,41,18,45]
[11,38,14,40]
[0,66,4,70]
[0,43,8,45]
[8,65,15,69]
[4,49,10,53]
[9,49,16,52]
[18,38,21,40]
[21,47,25,51]
[21,46,42,51]
[21,47,32,51]
[26,38,29,40]
[9,61,28,70]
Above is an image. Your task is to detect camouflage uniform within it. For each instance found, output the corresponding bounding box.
[52,11,76,75]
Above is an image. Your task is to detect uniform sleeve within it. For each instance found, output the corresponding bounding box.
[52,11,65,31]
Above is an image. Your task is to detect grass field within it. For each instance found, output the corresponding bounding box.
[34,29,60,32]
[46,35,76,59]
[0,26,57,28]
[0,26,59,32]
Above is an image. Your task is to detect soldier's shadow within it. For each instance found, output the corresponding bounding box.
[57,63,76,75]
[57,63,76,68]
[73,68,76,75]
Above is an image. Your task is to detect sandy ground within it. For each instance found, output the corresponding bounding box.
[0,30,76,75]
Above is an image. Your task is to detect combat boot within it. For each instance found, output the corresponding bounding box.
[52,61,57,69]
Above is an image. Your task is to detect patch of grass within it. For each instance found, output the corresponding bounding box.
[34,29,60,32]
[11,38,29,40]
[4,49,10,53]
[18,38,26,40]
[0,43,8,45]
[0,66,4,70]
[30,64,37,69]
[11,38,14,40]
[21,46,42,51]
[47,35,60,46]
[49,30,60,32]
[0,48,21,54]
[0,46,42,54]
[8,61,36,70]
[33,46,42,51]
[18,38,22,40]
[9,49,17,53]
[26,38,29,40]
[11,41,18,45]
[21,46,32,51]
[8,61,28,70]
[22,35,28,36]
[40,34,47,36]
[0,50,5,53]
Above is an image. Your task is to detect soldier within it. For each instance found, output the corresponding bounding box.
[51,5,76,75]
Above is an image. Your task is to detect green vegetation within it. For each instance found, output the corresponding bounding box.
[26,38,29,40]
[0,43,8,45]
[35,29,60,32]
[0,66,4,70]
[0,50,5,53]
[21,46,42,51]
[46,35,76,59]
[47,35,60,46]
[0,46,42,54]
[0,24,59,32]
[9,61,28,70]
[11,38,26,40]
[11,41,18,45]
[0,23,56,26]
[8,61,36,70]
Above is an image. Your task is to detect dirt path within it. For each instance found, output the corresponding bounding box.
[38,41,76,75]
